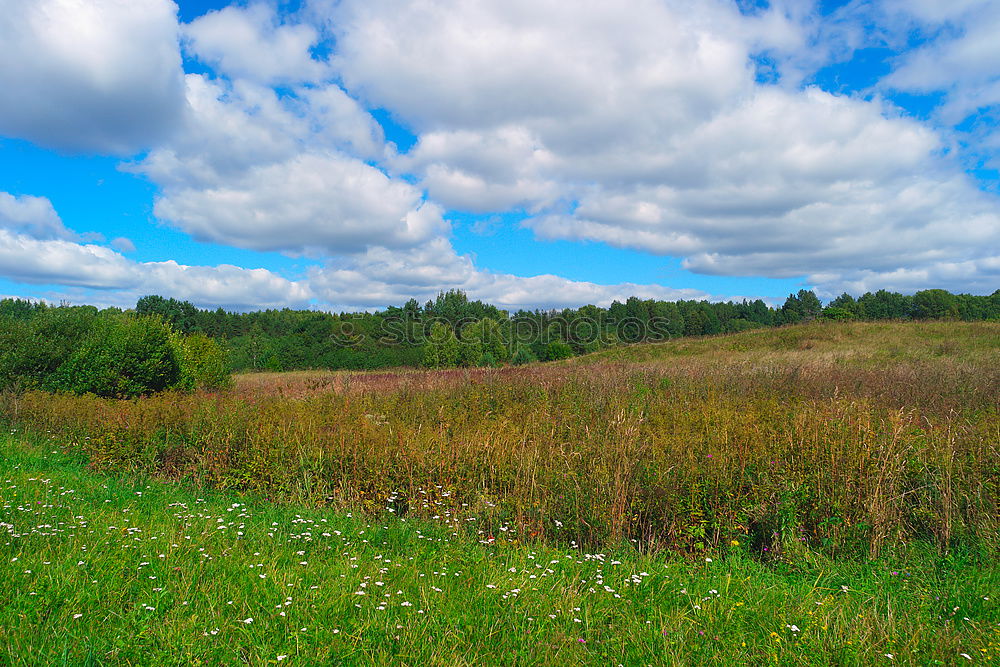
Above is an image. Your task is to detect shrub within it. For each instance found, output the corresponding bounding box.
[176,333,232,391]
[821,307,855,321]
[510,344,537,366]
[544,340,574,361]
[48,314,182,398]
[477,351,499,367]
[0,307,97,390]
[422,322,461,368]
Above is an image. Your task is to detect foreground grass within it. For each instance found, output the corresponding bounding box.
[1,435,997,666]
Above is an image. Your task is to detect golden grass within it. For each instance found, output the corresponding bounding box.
[3,321,997,558]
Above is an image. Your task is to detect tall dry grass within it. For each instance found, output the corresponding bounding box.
[2,321,997,558]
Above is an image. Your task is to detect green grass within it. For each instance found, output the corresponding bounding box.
[2,434,998,666]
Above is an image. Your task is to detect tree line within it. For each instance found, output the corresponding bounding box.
[0,287,997,383]
[0,303,229,398]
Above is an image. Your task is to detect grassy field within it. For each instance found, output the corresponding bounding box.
[4,321,997,555]
[2,434,997,665]
[1,320,998,664]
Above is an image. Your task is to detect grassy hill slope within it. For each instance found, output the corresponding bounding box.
[574,320,1000,367]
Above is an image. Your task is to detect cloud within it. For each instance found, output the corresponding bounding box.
[320,0,1000,295]
[0,186,709,312]
[392,126,560,213]
[0,227,311,310]
[811,256,1000,298]
[300,86,386,161]
[463,273,709,312]
[154,151,447,255]
[526,88,1000,281]
[119,1,783,304]
[0,192,76,240]
[0,0,186,154]
[0,231,137,288]
[131,73,385,186]
[183,3,330,85]
[307,238,708,311]
[0,219,709,312]
[130,75,307,190]
[9,0,995,309]
[326,0,760,133]
[139,260,313,309]
[129,74,418,257]
[110,237,137,253]
[881,1,1000,133]
[878,0,991,24]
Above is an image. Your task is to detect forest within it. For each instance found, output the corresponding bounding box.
[0,287,997,396]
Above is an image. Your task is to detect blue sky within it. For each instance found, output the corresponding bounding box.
[0,0,997,312]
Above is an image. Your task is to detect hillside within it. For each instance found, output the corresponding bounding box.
[574,319,1000,366]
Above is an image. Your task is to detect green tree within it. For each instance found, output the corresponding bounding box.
[701,305,722,334]
[684,309,706,336]
[857,290,911,320]
[459,318,508,366]
[828,293,860,317]
[724,318,759,333]
[48,314,182,398]
[136,295,201,333]
[544,340,574,361]
[0,317,34,390]
[510,344,538,365]
[650,301,684,338]
[0,298,45,321]
[782,289,822,323]
[911,289,959,320]
[0,306,97,390]
[422,322,461,368]
[176,333,231,391]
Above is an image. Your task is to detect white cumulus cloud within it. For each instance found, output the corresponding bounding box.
[0,192,76,241]
[184,3,330,85]
[153,152,448,255]
[0,0,186,154]
[320,0,1000,295]
[0,191,312,310]
[131,74,418,257]
[307,238,708,311]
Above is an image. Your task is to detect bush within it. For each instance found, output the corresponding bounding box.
[544,340,574,361]
[177,333,231,391]
[477,351,499,367]
[422,322,461,368]
[0,308,97,391]
[820,307,855,321]
[48,315,183,398]
[510,344,537,366]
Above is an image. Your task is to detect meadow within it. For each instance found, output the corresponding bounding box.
[1,320,998,664]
